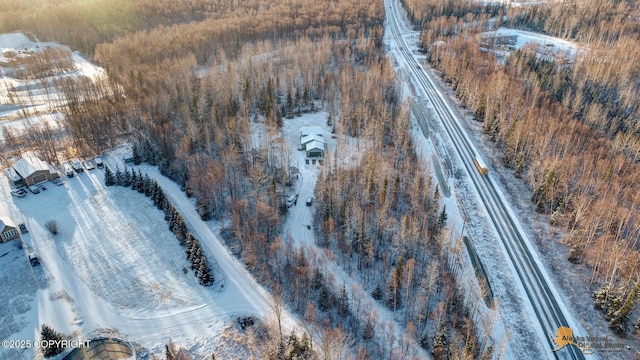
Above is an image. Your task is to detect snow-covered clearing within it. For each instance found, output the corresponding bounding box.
[479,28,583,63]
[0,148,299,359]
[0,32,105,138]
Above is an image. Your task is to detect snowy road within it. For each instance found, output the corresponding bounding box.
[385,1,586,359]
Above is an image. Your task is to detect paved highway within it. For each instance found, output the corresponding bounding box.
[384,1,584,359]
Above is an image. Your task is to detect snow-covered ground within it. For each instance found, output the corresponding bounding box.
[479,28,583,63]
[0,32,105,138]
[0,148,299,359]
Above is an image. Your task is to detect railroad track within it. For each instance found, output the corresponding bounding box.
[384,1,584,359]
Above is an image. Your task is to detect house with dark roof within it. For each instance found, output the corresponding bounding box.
[0,217,20,243]
[12,152,59,186]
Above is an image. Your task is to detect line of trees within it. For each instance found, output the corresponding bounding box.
[104,166,214,286]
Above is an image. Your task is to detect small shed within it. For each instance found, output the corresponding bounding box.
[0,217,20,243]
[12,152,59,186]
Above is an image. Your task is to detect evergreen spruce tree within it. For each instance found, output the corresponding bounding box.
[299,333,311,356]
[132,143,142,165]
[610,281,640,333]
[174,217,187,244]
[371,284,383,301]
[312,268,323,290]
[166,206,176,228]
[302,86,310,112]
[191,247,203,272]
[122,167,132,187]
[438,205,448,229]
[104,166,116,186]
[40,324,65,357]
[114,166,123,186]
[196,197,211,221]
[198,257,214,286]
[285,88,294,119]
[339,284,349,317]
[131,170,139,191]
[294,88,302,116]
[285,330,300,360]
[143,174,153,197]
[185,233,196,262]
[159,158,171,177]
[165,344,174,360]
[318,285,333,311]
[362,319,375,340]
[153,182,166,209]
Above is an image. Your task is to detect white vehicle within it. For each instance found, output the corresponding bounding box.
[11,189,27,197]
[84,160,95,170]
[95,157,104,168]
[286,194,298,208]
[64,163,74,177]
[70,159,83,172]
[28,185,40,194]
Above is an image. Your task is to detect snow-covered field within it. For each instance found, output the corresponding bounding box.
[0,147,300,359]
[0,32,105,138]
[479,28,582,63]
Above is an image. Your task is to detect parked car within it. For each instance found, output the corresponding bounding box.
[28,185,40,194]
[286,194,298,208]
[52,178,64,186]
[28,252,40,266]
[95,157,104,168]
[63,163,74,177]
[305,197,313,206]
[70,158,84,172]
[84,160,95,170]
[123,152,134,163]
[11,189,27,197]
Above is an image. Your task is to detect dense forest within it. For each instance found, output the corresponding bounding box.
[0,0,492,358]
[402,0,640,334]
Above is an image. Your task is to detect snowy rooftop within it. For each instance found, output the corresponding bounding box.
[0,216,16,230]
[299,126,323,137]
[300,133,325,145]
[4,168,21,182]
[12,152,56,178]
[305,140,326,152]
